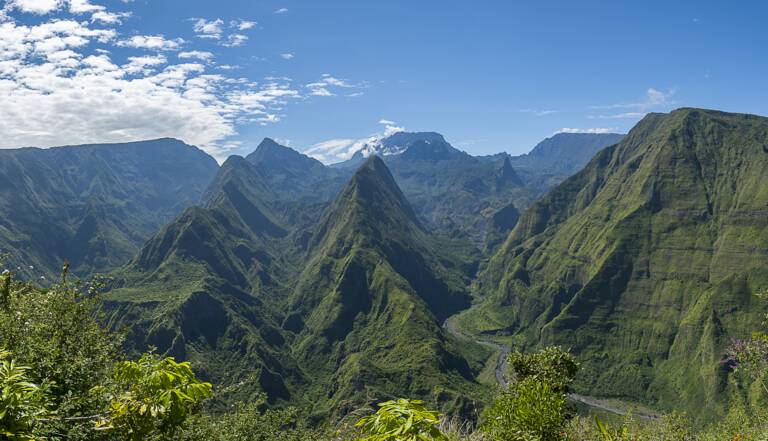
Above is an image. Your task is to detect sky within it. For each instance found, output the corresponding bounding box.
[0,0,766,163]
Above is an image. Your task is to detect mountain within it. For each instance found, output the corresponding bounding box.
[331,132,450,169]
[507,132,625,189]
[330,132,532,246]
[0,138,218,279]
[104,155,305,404]
[104,154,488,416]
[464,108,768,421]
[246,138,348,204]
[285,156,487,418]
[383,135,530,246]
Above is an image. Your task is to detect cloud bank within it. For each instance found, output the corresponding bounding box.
[0,1,362,160]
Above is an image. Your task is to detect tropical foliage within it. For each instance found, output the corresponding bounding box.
[481,347,576,441]
[0,267,210,440]
[355,399,446,441]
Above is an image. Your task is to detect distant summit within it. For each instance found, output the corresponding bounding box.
[510,132,624,174]
[331,131,464,167]
[247,138,325,172]
[505,132,625,190]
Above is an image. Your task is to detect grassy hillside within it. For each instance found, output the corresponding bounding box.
[464,108,768,422]
[0,138,218,279]
[104,154,492,418]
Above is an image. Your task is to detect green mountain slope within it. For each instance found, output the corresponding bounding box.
[0,138,218,278]
[465,108,768,421]
[286,156,488,418]
[104,154,488,415]
[104,156,304,404]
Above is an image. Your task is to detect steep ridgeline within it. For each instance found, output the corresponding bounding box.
[104,155,305,405]
[245,138,350,205]
[507,132,625,190]
[104,154,488,416]
[286,156,488,419]
[0,139,218,279]
[466,109,768,422]
[334,132,534,247]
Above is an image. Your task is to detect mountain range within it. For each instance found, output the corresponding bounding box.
[0,138,218,279]
[9,113,762,423]
[103,154,490,418]
[91,130,622,417]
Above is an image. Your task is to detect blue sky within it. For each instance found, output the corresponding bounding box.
[1,0,766,162]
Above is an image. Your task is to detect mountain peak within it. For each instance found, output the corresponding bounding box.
[246,138,324,169]
[356,154,390,177]
[349,155,420,224]
[309,155,421,253]
[496,154,523,186]
[362,131,449,157]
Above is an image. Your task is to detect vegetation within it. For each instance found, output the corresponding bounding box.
[0,350,50,440]
[0,266,212,440]
[481,347,577,441]
[355,399,446,441]
[3,263,768,440]
[468,108,768,422]
[0,139,218,279]
[4,110,768,439]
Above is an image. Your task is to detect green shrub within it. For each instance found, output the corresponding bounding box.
[182,395,318,441]
[506,346,578,393]
[0,268,211,440]
[355,398,447,441]
[96,352,212,440]
[482,378,568,441]
[0,350,50,441]
[481,346,577,441]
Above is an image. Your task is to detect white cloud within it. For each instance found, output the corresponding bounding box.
[305,119,405,164]
[5,0,62,15]
[0,4,353,161]
[377,118,404,134]
[555,127,617,134]
[320,74,352,87]
[68,0,101,13]
[192,18,223,39]
[0,14,307,161]
[231,19,255,30]
[308,86,332,96]
[279,52,294,60]
[117,35,184,51]
[91,10,130,24]
[178,50,213,61]
[305,74,363,97]
[122,54,166,74]
[222,34,247,47]
[520,108,558,116]
[595,112,645,120]
[274,8,288,14]
[590,87,677,119]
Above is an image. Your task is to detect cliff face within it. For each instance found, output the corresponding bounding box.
[0,138,218,278]
[471,109,768,420]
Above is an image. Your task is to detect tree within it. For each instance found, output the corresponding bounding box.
[0,267,211,440]
[482,346,578,441]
